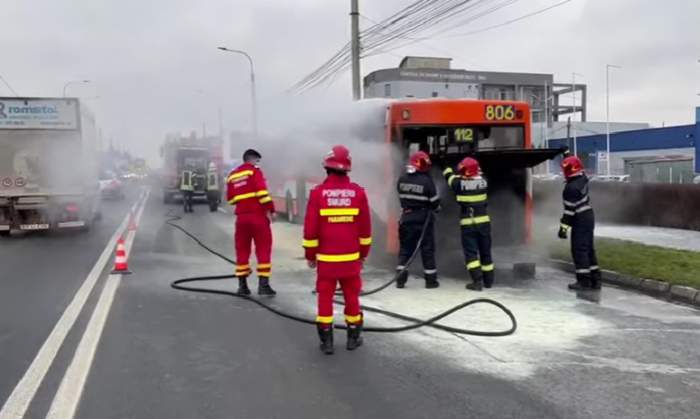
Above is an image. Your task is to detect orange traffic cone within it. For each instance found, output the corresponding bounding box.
[111,237,131,274]
[127,210,138,231]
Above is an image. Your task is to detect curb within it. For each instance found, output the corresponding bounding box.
[547,259,700,309]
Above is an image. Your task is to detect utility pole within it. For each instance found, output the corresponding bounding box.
[350,0,361,101]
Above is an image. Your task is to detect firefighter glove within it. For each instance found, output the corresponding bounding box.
[557,226,568,240]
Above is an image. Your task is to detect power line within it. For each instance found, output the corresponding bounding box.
[0,74,19,96]
[291,0,546,93]
[441,0,574,38]
[290,0,493,93]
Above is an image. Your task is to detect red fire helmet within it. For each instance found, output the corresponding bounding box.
[561,155,584,179]
[323,145,352,172]
[409,151,431,172]
[457,157,480,177]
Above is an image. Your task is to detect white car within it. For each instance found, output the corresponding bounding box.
[693,175,700,185]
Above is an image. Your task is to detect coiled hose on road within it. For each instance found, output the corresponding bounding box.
[167,211,517,336]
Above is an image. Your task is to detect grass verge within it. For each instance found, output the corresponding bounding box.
[549,238,700,289]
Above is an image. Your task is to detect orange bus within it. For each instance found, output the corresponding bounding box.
[380,99,561,254]
[272,98,561,259]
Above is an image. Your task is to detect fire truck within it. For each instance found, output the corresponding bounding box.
[160,134,223,207]
[272,98,562,259]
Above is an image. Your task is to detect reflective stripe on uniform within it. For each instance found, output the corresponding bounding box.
[236,264,250,270]
[396,265,406,271]
[303,239,319,248]
[398,194,429,201]
[232,192,256,203]
[258,272,271,277]
[345,314,362,324]
[317,252,360,262]
[255,190,269,197]
[320,208,359,216]
[429,195,440,202]
[460,215,491,226]
[424,268,437,274]
[227,170,254,182]
[329,216,354,223]
[576,268,591,274]
[481,263,494,272]
[359,237,372,246]
[259,196,272,204]
[563,210,575,216]
[560,223,571,231]
[467,260,481,270]
[576,205,592,213]
[590,265,600,271]
[442,167,453,176]
[564,196,589,207]
[316,315,334,324]
[456,194,487,203]
[448,175,459,185]
[257,263,272,269]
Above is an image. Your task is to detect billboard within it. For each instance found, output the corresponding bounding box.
[0,98,79,130]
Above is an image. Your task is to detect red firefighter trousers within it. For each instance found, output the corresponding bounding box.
[235,213,272,278]
[316,273,362,325]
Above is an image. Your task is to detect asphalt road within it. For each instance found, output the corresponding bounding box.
[0,187,139,416]
[2,193,700,419]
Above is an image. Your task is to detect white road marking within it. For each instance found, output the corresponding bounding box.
[46,189,149,419]
[0,197,142,419]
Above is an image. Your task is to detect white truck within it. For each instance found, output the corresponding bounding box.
[0,97,100,235]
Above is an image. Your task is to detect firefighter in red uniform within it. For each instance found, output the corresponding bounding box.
[303,145,371,355]
[226,149,277,296]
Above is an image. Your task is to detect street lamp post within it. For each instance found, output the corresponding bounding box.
[63,80,90,97]
[218,47,258,139]
[606,64,622,176]
[571,72,584,157]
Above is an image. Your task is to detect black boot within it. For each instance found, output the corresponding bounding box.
[568,274,592,290]
[466,270,483,291]
[346,323,363,351]
[589,270,602,290]
[317,324,334,355]
[237,277,251,295]
[258,277,277,296]
[483,270,494,289]
[424,272,439,289]
[396,270,408,289]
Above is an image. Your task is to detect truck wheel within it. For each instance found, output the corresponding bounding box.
[0,231,9,237]
[209,201,218,212]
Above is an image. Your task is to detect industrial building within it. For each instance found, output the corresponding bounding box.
[364,56,587,124]
[548,107,700,183]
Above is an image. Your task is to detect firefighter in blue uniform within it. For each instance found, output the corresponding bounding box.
[558,155,601,290]
[443,157,494,291]
[395,151,440,289]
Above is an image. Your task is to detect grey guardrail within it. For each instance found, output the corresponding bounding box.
[548,259,700,309]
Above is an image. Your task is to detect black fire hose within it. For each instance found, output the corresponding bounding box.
[166,212,517,336]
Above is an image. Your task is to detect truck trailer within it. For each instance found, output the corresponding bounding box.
[0,97,100,235]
